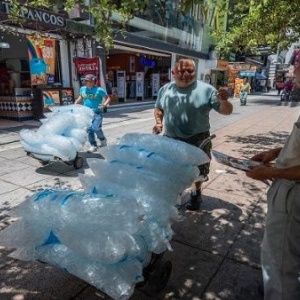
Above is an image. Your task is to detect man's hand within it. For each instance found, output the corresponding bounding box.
[153,124,163,134]
[251,148,282,163]
[218,87,229,101]
[218,88,233,115]
[246,165,276,181]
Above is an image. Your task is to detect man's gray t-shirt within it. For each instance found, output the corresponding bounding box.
[155,80,220,138]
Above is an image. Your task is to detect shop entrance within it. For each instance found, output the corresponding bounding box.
[0,33,31,96]
[106,45,171,102]
[0,31,73,121]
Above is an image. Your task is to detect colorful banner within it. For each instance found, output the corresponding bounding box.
[42,90,60,108]
[27,35,56,86]
[74,57,105,87]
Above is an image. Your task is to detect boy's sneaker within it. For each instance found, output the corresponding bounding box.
[100,139,107,147]
[88,146,97,153]
[186,190,202,211]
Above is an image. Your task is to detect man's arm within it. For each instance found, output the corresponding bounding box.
[153,108,164,134]
[217,88,233,115]
[246,164,300,181]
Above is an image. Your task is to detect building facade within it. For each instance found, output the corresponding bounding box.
[101,0,218,102]
[0,0,95,120]
[0,0,220,119]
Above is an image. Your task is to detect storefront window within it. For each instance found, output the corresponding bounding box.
[0,32,64,97]
[113,1,203,52]
[0,34,31,96]
[106,48,171,102]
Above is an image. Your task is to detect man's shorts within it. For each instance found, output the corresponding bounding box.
[171,132,212,177]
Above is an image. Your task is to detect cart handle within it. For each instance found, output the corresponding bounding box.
[199,134,216,149]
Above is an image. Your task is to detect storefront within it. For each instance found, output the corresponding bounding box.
[105,44,171,102]
[0,2,80,120]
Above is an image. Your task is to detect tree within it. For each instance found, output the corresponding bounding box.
[6,0,148,49]
[189,0,300,57]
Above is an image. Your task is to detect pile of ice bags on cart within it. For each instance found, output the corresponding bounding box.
[20,105,94,161]
[0,133,209,300]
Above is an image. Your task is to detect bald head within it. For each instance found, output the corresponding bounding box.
[172,59,196,88]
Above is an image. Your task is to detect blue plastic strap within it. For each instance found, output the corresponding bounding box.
[40,230,61,246]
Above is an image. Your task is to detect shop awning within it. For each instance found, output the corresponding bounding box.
[255,72,267,80]
[113,44,171,57]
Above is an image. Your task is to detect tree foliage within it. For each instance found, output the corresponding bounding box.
[192,0,300,56]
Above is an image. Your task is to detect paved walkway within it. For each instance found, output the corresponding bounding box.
[0,96,299,300]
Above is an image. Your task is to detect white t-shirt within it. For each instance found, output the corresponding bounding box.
[276,115,300,169]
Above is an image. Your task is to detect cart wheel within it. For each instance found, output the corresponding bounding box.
[141,260,172,297]
[40,160,48,166]
[74,156,84,169]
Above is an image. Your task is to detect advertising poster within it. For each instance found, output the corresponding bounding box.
[61,88,74,105]
[116,71,126,100]
[152,73,160,97]
[74,57,105,87]
[42,90,60,108]
[27,35,56,85]
[129,56,136,73]
[136,72,144,98]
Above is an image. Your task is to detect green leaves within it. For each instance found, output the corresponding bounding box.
[182,0,300,57]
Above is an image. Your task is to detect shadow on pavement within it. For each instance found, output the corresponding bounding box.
[105,104,155,119]
[160,192,264,300]
[225,131,289,157]
[34,152,104,176]
[249,99,280,106]
[0,190,265,300]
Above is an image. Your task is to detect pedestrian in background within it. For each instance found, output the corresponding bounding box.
[153,58,233,211]
[75,74,111,152]
[240,78,251,105]
[275,80,285,95]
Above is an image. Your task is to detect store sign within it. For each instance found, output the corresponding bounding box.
[136,72,144,98]
[27,35,57,86]
[116,71,126,99]
[139,56,156,68]
[240,71,256,77]
[1,1,65,28]
[74,57,104,87]
[152,73,160,97]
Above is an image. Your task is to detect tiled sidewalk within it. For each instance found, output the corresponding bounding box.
[0,103,299,300]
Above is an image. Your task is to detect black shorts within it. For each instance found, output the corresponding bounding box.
[171,132,212,177]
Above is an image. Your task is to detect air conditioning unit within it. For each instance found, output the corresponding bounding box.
[68,3,89,21]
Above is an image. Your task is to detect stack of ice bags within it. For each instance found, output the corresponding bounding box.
[0,133,209,300]
[20,105,94,161]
